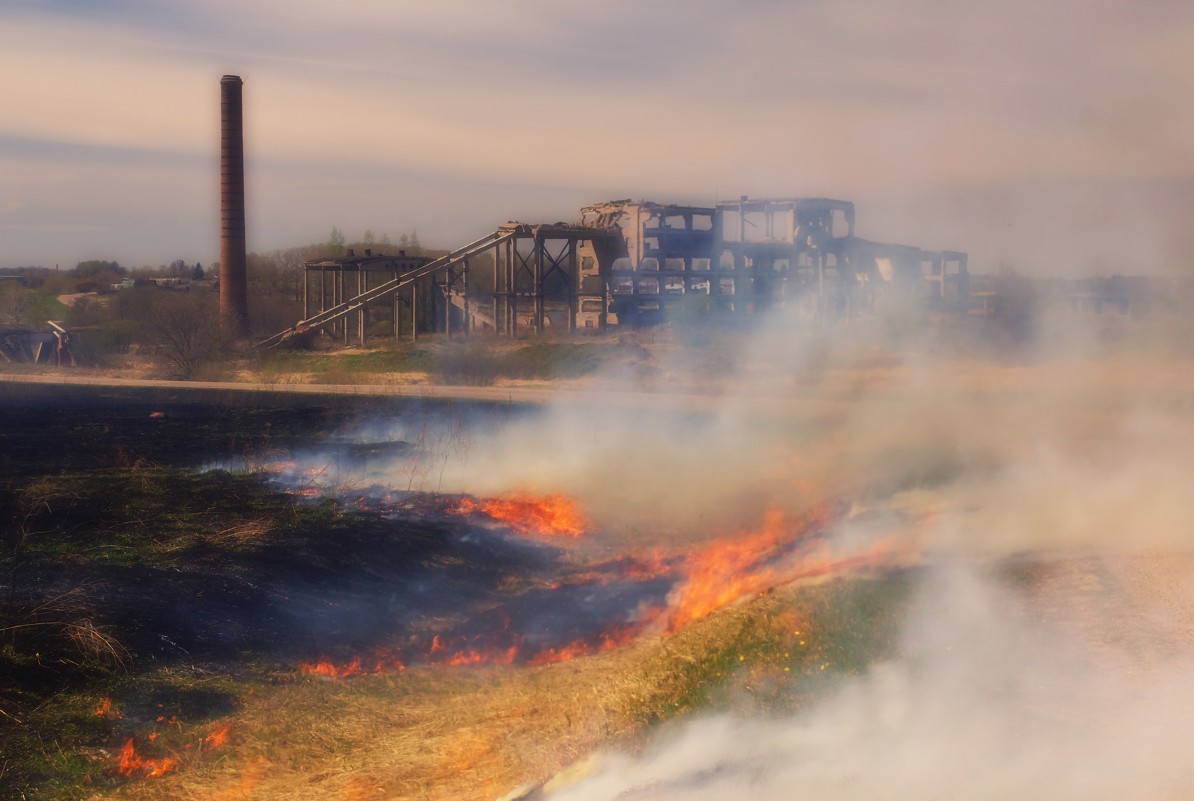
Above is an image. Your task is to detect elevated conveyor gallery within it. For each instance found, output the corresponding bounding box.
[258,223,623,349]
[259,198,971,348]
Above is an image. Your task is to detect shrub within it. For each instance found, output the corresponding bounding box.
[144,293,227,379]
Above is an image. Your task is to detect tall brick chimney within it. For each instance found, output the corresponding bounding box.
[219,74,248,335]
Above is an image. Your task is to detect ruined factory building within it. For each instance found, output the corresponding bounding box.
[261,197,970,349]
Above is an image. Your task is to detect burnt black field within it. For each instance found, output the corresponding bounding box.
[0,381,921,799]
[0,383,586,663]
[0,382,502,472]
[0,386,568,791]
[0,384,697,792]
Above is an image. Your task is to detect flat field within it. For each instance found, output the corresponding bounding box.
[2,318,1193,800]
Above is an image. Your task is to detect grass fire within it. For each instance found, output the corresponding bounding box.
[3,319,1194,800]
[451,492,588,538]
[288,498,894,678]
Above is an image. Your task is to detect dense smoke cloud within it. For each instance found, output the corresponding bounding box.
[259,298,1194,560]
[935,412,1194,555]
[497,301,1194,799]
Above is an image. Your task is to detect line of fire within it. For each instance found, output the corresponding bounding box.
[260,198,969,348]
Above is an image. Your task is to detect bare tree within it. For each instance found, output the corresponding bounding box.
[145,292,225,378]
[0,282,31,326]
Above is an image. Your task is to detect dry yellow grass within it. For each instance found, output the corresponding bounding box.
[86,549,1194,801]
[28,324,1194,800]
[94,578,845,801]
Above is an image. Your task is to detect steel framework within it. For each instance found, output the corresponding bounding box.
[259,196,970,348]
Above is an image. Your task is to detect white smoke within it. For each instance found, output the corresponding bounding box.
[236,301,1194,560]
[496,305,1194,800]
[222,299,1194,801]
[931,412,1194,555]
[543,562,1194,801]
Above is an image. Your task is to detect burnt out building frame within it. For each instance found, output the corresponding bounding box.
[488,222,621,336]
[578,200,718,326]
[713,197,856,317]
[262,197,968,348]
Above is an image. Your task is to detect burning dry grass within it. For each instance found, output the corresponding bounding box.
[452,492,587,538]
[105,572,910,801]
[19,523,1189,800]
[9,330,1194,800]
[283,498,906,677]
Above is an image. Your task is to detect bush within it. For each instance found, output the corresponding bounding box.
[143,293,227,379]
[70,321,137,366]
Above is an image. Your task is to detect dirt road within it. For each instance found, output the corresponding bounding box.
[0,370,801,414]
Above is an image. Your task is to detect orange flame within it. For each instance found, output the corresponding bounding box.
[453,492,587,537]
[526,625,642,666]
[289,502,911,677]
[300,655,405,677]
[110,721,233,781]
[114,738,178,779]
[204,724,232,750]
[443,645,519,667]
[667,508,792,630]
[299,656,368,678]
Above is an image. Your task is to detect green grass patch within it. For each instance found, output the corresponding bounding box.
[258,348,437,382]
[255,340,649,386]
[626,573,916,726]
[434,341,649,385]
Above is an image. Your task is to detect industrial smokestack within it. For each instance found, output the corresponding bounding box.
[220,74,249,335]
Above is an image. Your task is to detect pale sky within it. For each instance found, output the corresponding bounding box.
[2,0,1191,274]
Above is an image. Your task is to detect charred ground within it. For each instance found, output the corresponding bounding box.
[0,387,547,794]
[0,383,914,800]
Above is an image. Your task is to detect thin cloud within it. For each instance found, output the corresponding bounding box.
[0,0,1190,269]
